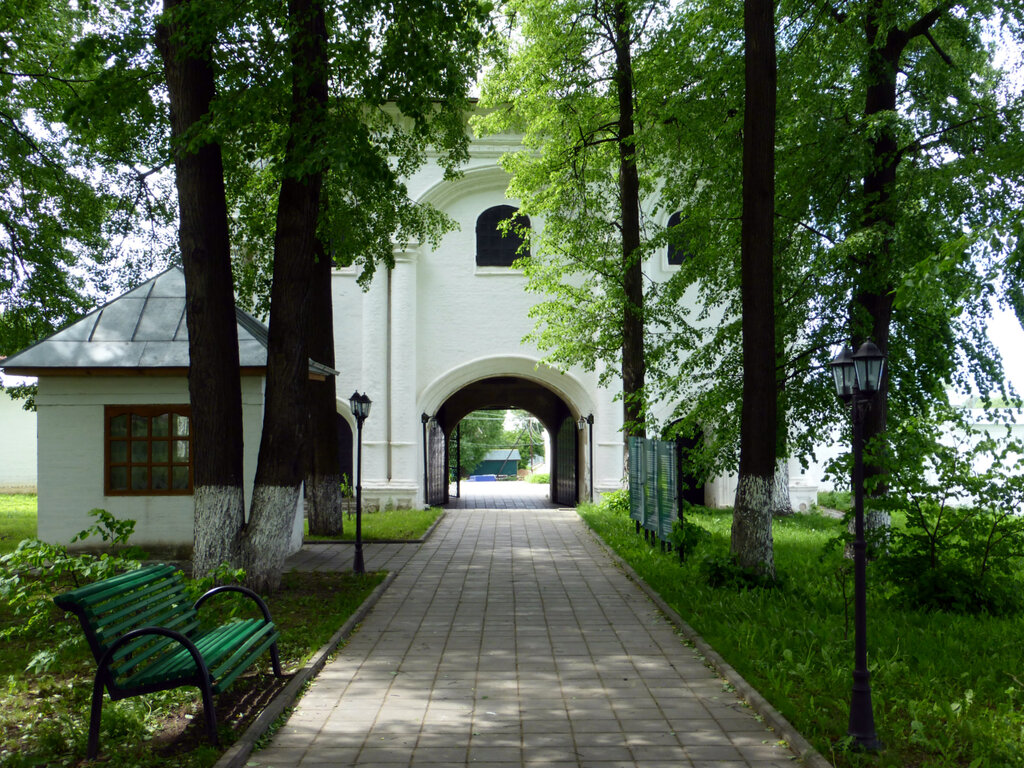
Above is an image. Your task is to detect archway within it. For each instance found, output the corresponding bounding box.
[424,374,585,508]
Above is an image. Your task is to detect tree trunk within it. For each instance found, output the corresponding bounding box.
[613,0,646,442]
[771,458,793,517]
[305,237,343,536]
[240,0,328,592]
[854,1,947,539]
[156,0,245,576]
[731,0,777,578]
[855,0,898,525]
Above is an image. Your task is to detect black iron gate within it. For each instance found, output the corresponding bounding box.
[426,419,448,506]
[553,416,578,506]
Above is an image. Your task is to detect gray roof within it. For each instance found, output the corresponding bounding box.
[2,267,337,377]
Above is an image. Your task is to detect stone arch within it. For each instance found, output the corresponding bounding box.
[420,355,595,424]
[414,164,514,212]
[334,397,355,487]
[419,356,595,506]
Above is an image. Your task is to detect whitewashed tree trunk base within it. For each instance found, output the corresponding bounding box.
[771,458,793,517]
[846,507,891,558]
[731,473,776,578]
[243,484,302,592]
[192,485,244,577]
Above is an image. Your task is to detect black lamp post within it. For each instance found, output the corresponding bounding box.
[829,341,886,752]
[349,391,371,575]
[421,413,430,506]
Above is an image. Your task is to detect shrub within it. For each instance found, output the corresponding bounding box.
[668,514,711,561]
[698,553,778,590]
[0,509,144,672]
[600,488,630,515]
[879,408,1024,615]
[526,472,549,484]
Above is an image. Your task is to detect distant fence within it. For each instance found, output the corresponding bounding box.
[627,436,677,545]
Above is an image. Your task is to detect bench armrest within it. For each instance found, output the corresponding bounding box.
[194,585,274,623]
[98,625,211,685]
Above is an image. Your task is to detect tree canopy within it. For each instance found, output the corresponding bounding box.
[0,0,172,359]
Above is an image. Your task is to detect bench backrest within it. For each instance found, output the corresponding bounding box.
[54,564,201,686]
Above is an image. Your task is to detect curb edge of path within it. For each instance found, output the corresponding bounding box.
[582,523,835,768]
[213,569,399,768]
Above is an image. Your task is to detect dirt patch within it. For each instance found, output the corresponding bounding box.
[152,672,293,758]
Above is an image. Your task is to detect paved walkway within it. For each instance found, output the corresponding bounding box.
[445,480,557,509]
[267,508,797,768]
[286,540,420,574]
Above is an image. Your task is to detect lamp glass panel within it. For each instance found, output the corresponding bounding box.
[830,360,855,397]
[854,356,885,392]
[869,357,885,390]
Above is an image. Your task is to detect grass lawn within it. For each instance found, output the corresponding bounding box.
[579,502,1024,768]
[304,506,442,541]
[0,495,387,767]
[0,493,36,555]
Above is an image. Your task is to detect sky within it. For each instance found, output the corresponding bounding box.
[988,305,1024,393]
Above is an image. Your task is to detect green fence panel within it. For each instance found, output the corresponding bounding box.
[656,439,677,541]
[643,439,659,535]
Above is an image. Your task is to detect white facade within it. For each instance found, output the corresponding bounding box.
[31,375,300,555]
[0,389,37,492]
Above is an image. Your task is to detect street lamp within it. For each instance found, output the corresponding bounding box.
[829,341,885,752]
[421,413,430,507]
[349,391,371,575]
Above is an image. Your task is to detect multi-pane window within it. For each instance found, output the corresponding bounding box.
[476,205,530,267]
[105,406,192,495]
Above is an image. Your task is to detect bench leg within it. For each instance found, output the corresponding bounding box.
[200,680,220,748]
[270,643,283,678]
[87,675,105,759]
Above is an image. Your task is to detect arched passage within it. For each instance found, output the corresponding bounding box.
[421,365,592,508]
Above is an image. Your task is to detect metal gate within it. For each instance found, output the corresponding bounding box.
[553,416,578,506]
[426,419,448,506]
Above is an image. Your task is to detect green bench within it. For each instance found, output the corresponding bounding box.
[53,563,283,759]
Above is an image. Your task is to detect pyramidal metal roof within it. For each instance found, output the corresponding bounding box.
[1,267,337,377]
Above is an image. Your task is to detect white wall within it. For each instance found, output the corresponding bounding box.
[0,389,37,492]
[35,375,266,552]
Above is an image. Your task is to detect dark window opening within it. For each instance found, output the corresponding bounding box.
[476,205,530,267]
[667,211,695,265]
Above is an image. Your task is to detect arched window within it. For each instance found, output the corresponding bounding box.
[666,211,694,265]
[476,205,530,267]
